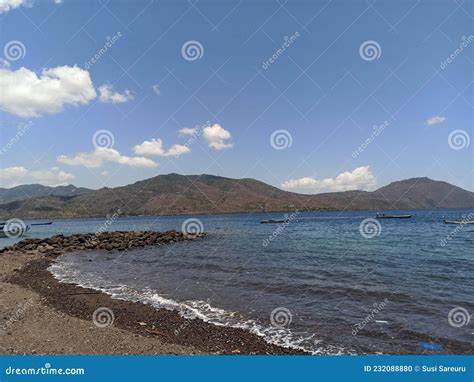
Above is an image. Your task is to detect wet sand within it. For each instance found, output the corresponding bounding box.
[0,232,302,355]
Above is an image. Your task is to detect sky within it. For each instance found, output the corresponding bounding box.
[0,0,472,193]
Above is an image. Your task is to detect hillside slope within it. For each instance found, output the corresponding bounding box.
[0,175,472,218]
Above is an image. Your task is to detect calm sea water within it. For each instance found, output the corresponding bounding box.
[3,209,473,354]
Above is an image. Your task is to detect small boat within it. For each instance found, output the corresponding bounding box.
[443,218,474,225]
[30,222,53,226]
[260,219,289,224]
[376,213,412,219]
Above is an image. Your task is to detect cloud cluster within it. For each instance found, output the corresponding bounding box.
[282,166,376,192]
[0,0,61,14]
[0,66,97,118]
[0,66,136,118]
[98,84,134,104]
[203,124,233,150]
[0,0,29,13]
[57,147,158,168]
[55,124,233,172]
[133,139,190,157]
[0,166,74,187]
[426,116,446,126]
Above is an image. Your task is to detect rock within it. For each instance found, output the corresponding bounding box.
[2,230,202,256]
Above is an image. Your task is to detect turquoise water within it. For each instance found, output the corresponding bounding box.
[4,209,473,354]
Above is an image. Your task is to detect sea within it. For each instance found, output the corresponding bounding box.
[2,208,473,354]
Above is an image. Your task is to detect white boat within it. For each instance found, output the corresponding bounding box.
[443,218,474,225]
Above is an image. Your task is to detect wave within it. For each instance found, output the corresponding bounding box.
[49,261,351,355]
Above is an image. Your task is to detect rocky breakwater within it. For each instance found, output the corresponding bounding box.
[0,230,204,256]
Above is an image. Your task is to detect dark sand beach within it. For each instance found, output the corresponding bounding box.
[1,230,472,355]
[0,231,302,355]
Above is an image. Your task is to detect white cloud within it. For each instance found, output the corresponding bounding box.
[0,166,74,187]
[0,0,61,13]
[0,0,29,13]
[178,127,197,136]
[282,166,377,193]
[426,116,446,126]
[57,147,158,168]
[0,66,97,118]
[152,84,160,95]
[98,84,134,104]
[203,124,233,150]
[29,167,74,185]
[0,166,28,180]
[133,139,190,157]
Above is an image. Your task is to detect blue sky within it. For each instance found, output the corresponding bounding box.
[0,0,472,192]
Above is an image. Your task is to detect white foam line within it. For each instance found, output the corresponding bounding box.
[49,263,351,355]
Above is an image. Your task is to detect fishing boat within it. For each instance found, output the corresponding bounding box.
[260,219,289,224]
[443,218,474,225]
[375,213,412,219]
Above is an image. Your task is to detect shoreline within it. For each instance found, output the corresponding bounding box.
[0,231,303,355]
[1,231,471,355]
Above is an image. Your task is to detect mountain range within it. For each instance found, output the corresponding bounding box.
[0,174,472,219]
[0,184,91,204]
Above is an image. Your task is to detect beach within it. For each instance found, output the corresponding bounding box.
[0,231,301,355]
[1,216,472,356]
